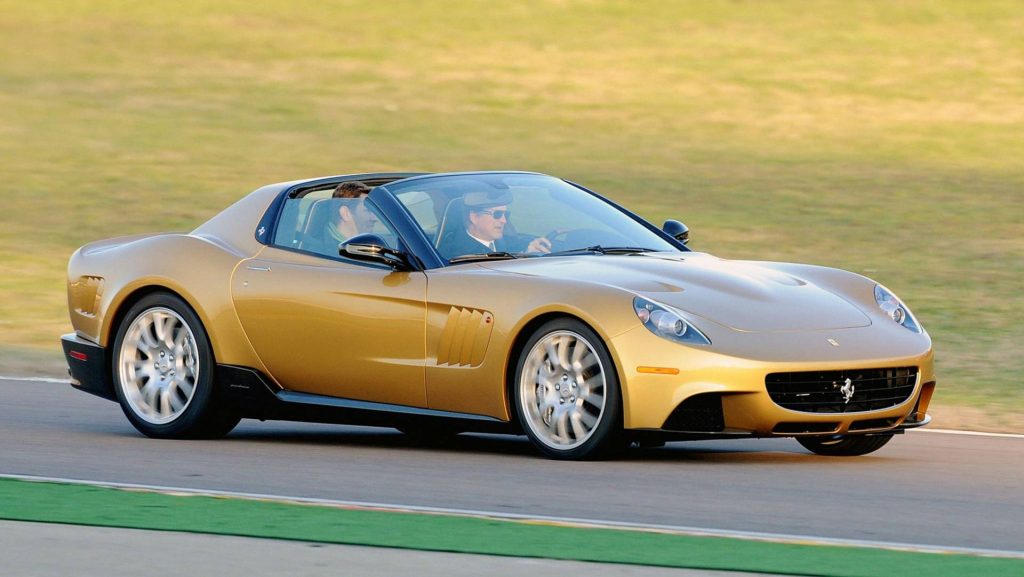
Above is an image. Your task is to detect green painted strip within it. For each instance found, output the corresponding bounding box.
[0,478,1019,577]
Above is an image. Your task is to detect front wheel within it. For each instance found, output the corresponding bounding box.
[797,433,894,456]
[111,292,239,439]
[513,319,622,460]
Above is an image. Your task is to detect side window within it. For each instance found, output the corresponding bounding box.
[272,190,330,250]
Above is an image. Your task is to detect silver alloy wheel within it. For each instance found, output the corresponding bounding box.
[117,306,200,425]
[519,330,607,450]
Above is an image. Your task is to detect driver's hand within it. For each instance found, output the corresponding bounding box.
[527,236,552,254]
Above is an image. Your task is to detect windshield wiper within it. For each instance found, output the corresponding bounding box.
[447,251,522,264]
[543,246,658,257]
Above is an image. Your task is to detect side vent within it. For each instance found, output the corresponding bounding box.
[436,306,494,367]
[69,276,104,318]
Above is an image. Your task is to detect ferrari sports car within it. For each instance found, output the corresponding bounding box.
[62,171,935,460]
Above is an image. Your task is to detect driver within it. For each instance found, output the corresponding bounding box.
[440,190,551,258]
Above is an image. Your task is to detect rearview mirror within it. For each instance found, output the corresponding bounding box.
[662,220,690,245]
[341,234,410,270]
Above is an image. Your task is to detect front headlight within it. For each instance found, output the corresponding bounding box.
[633,297,711,345]
[874,285,922,333]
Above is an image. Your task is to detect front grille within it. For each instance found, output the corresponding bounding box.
[766,367,917,414]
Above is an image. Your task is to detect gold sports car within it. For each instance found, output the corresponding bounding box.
[62,171,935,460]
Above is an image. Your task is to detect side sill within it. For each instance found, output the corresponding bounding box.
[216,364,514,434]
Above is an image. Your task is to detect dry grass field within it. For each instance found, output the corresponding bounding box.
[1,1,1021,426]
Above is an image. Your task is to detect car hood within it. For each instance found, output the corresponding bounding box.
[480,252,871,332]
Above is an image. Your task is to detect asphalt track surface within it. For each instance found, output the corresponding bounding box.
[2,378,1022,554]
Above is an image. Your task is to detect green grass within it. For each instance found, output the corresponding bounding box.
[1,478,1020,577]
[1,1,1021,420]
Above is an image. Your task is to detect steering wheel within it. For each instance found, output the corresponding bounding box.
[542,228,573,252]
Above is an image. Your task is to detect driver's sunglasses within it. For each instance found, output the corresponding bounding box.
[477,209,511,220]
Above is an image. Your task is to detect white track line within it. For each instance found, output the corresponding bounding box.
[0,375,67,384]
[910,428,1024,439]
[2,375,1022,439]
[1,473,1021,559]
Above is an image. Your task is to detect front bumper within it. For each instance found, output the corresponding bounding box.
[895,411,932,430]
[61,333,114,401]
[610,324,936,436]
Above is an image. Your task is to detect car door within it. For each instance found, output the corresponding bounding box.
[231,245,427,408]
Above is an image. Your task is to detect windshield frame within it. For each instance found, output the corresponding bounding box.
[377,171,688,268]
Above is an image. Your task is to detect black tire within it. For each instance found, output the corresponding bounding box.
[111,292,240,439]
[513,318,623,460]
[796,433,894,456]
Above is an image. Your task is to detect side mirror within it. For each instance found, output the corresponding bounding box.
[662,220,690,245]
[341,234,410,270]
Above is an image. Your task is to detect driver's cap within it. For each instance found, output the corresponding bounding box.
[464,190,512,209]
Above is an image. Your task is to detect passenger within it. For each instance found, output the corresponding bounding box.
[439,190,551,258]
[330,181,378,239]
[310,181,378,255]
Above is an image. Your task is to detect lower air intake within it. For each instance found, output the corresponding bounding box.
[662,394,725,432]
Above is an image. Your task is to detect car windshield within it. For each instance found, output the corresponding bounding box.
[385,173,680,263]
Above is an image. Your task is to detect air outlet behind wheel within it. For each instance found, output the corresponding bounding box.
[436,306,494,367]
[69,275,104,317]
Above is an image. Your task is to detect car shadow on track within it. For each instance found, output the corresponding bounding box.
[225,425,539,457]
[221,423,901,463]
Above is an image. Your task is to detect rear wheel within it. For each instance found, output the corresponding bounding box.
[797,433,894,456]
[111,292,240,439]
[514,319,622,460]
